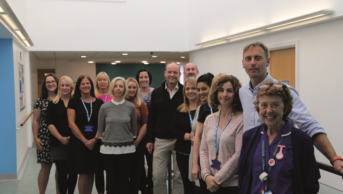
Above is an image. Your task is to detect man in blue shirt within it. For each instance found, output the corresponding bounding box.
[239,41,343,175]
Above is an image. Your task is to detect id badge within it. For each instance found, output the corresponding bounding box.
[85,125,93,132]
[210,159,221,170]
[265,190,272,194]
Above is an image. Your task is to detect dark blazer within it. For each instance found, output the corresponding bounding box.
[238,122,320,194]
[146,81,184,143]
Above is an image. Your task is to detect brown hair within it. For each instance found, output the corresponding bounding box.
[253,80,293,121]
[40,73,59,99]
[243,41,269,58]
[74,75,95,99]
[208,75,242,112]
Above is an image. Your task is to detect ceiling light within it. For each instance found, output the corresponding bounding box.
[23,40,31,47]
[81,56,86,58]
[144,63,149,65]
[122,53,128,55]
[201,40,227,48]
[161,61,166,63]
[88,61,94,63]
[229,31,266,42]
[1,14,18,30]
[226,30,263,40]
[0,6,5,13]
[15,30,25,40]
[177,62,180,64]
[152,55,157,58]
[111,63,116,65]
[266,14,326,30]
[181,56,185,58]
[142,61,147,63]
[115,61,121,63]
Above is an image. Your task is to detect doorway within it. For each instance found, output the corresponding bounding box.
[269,48,295,88]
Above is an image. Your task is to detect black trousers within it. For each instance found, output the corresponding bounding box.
[129,140,146,194]
[176,152,196,194]
[194,178,207,194]
[54,160,77,194]
[102,153,134,194]
[95,171,105,193]
[206,186,239,194]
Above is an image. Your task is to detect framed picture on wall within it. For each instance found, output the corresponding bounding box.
[19,63,25,111]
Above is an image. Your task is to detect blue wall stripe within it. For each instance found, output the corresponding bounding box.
[0,38,17,175]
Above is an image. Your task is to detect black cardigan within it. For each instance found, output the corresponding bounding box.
[146,81,184,143]
[171,109,196,154]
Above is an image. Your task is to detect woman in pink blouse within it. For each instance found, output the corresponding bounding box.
[95,72,113,103]
[200,75,243,194]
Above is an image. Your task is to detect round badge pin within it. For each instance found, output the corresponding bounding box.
[268,159,275,166]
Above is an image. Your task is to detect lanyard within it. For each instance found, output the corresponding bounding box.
[189,110,194,127]
[139,88,150,104]
[104,92,109,103]
[213,111,234,158]
[81,96,92,122]
[210,107,213,114]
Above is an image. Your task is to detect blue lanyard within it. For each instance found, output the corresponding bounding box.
[189,109,194,127]
[210,107,213,114]
[261,128,283,173]
[81,96,92,122]
[104,92,109,103]
[214,111,234,158]
[139,88,150,104]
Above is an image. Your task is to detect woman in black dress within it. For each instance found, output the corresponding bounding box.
[32,73,59,194]
[67,75,103,194]
[47,76,77,194]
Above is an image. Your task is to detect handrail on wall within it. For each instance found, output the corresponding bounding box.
[317,161,343,179]
[20,111,33,126]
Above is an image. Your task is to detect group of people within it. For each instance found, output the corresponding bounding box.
[32,41,343,194]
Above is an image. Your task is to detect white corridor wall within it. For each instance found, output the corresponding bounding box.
[190,17,343,191]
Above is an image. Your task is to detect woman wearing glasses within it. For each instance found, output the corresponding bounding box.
[33,73,59,194]
[238,80,320,194]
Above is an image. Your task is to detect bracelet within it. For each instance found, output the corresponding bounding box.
[331,156,343,163]
[83,140,89,144]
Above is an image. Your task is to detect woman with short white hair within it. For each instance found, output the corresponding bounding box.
[98,77,137,194]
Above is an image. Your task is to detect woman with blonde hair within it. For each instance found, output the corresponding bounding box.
[47,76,77,194]
[171,77,202,194]
[94,71,111,194]
[98,77,137,194]
[95,72,113,103]
[125,77,149,194]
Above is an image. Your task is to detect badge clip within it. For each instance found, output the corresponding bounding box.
[276,145,285,160]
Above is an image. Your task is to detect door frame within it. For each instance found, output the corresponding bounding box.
[266,40,299,91]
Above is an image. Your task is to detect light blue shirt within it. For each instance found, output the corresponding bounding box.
[239,73,326,137]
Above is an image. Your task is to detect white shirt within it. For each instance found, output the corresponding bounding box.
[165,82,179,99]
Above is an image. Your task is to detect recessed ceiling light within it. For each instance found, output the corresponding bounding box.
[23,40,31,47]
[177,62,180,64]
[15,30,25,40]
[115,61,121,63]
[2,14,18,30]
[144,63,149,65]
[81,56,86,58]
[152,55,157,58]
[122,53,128,55]
[88,61,94,63]
[0,6,5,13]
[181,56,185,58]
[111,63,116,65]
[161,61,166,63]
[142,61,147,63]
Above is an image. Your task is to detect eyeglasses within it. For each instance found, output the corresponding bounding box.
[259,84,283,89]
[46,80,56,85]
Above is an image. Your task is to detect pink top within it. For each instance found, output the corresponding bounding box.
[200,113,243,187]
[96,94,113,103]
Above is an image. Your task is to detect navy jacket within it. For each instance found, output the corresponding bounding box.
[146,81,184,143]
[238,123,320,194]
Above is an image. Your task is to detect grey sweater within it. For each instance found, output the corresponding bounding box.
[98,100,137,145]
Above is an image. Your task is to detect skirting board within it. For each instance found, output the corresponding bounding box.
[0,147,32,182]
